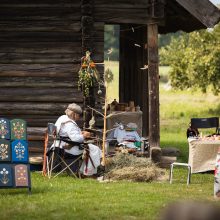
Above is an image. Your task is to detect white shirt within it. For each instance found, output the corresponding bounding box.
[54,115,84,155]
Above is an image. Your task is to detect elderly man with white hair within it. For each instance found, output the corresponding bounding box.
[52,103,102,176]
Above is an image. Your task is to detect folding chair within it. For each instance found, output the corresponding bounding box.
[43,123,85,178]
[191,117,219,134]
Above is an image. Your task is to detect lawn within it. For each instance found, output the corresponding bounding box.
[0,64,220,220]
[0,172,216,220]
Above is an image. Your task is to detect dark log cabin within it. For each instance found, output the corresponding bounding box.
[0,0,219,161]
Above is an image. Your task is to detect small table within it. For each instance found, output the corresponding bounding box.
[188,138,220,173]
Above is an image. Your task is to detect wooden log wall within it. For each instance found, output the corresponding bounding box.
[94,0,152,24]
[0,0,104,158]
[0,0,168,157]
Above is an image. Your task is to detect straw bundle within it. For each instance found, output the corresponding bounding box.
[105,153,166,182]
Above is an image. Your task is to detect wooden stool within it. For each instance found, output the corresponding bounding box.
[169,162,191,185]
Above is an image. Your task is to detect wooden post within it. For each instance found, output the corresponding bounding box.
[147,23,160,148]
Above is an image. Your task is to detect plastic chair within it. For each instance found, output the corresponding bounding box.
[43,123,85,178]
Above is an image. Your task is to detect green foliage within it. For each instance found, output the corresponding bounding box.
[104,25,119,61]
[159,25,220,94]
[158,31,182,50]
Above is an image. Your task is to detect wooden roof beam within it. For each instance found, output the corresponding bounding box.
[176,0,220,28]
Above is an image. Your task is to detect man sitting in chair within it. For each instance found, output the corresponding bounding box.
[53,103,102,176]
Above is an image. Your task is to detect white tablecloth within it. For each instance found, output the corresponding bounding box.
[188,139,220,173]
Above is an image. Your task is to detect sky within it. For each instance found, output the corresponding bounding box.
[209,0,220,5]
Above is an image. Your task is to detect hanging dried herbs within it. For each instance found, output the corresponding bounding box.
[78,51,99,97]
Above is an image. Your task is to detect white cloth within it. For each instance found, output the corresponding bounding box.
[52,115,84,155]
[80,144,102,176]
[114,127,141,143]
[188,139,220,173]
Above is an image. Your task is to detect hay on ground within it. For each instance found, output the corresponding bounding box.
[105,153,166,182]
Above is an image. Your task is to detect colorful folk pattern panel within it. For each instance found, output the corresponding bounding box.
[0,118,10,140]
[0,118,31,191]
[0,164,13,187]
[0,140,11,162]
[11,140,28,163]
[10,119,27,140]
[14,164,29,187]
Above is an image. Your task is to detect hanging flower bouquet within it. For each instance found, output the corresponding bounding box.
[78,51,99,97]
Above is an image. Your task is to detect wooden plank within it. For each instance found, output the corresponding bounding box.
[28,142,44,153]
[3,115,56,127]
[0,88,84,102]
[94,9,151,24]
[95,0,150,9]
[0,53,82,64]
[0,42,103,57]
[29,147,44,154]
[176,0,220,28]
[0,21,81,32]
[0,32,81,42]
[0,77,77,88]
[0,64,79,77]
[0,0,78,4]
[0,7,81,18]
[0,103,71,115]
[0,42,83,53]
[0,32,103,43]
[0,15,79,22]
[0,53,83,64]
[147,23,160,148]
[28,135,45,141]
[0,42,103,64]
[0,54,103,64]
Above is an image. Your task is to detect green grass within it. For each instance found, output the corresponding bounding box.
[0,172,217,220]
[1,63,220,219]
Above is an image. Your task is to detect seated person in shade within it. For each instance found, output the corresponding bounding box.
[52,103,102,176]
[186,123,199,138]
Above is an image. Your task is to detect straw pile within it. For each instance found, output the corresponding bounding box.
[105,153,166,182]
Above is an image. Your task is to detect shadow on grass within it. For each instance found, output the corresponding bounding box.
[160,139,189,162]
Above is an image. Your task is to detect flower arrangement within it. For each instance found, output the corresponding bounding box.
[78,51,99,97]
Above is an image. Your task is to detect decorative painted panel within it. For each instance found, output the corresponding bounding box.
[14,164,29,187]
[0,118,10,140]
[0,165,13,187]
[0,140,11,162]
[10,119,27,140]
[11,140,28,163]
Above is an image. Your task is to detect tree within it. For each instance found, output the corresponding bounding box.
[159,24,220,94]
